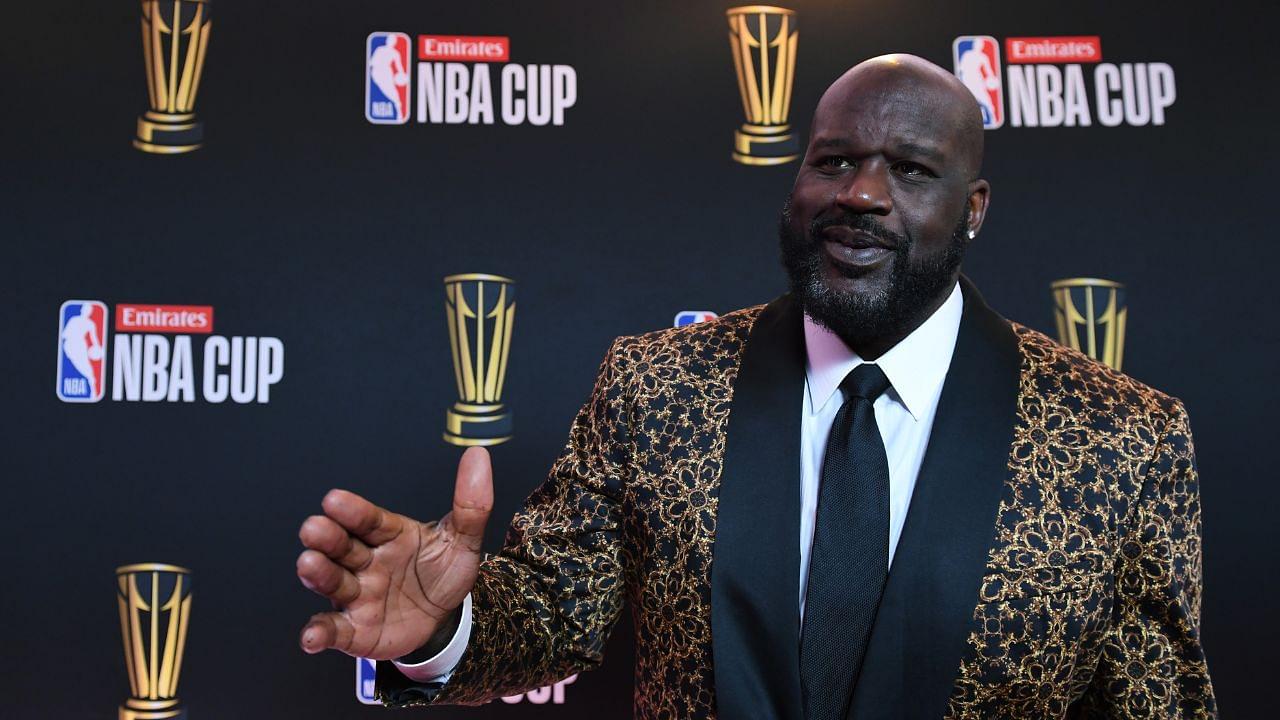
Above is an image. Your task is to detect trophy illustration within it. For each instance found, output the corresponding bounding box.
[116,564,193,720]
[1052,278,1127,371]
[134,0,212,154]
[726,6,799,166]
[443,274,516,446]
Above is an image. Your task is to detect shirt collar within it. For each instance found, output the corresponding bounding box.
[803,282,964,420]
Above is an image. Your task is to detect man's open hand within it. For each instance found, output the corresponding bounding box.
[296,447,493,660]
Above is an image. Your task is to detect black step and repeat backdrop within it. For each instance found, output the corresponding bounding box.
[3,1,1276,717]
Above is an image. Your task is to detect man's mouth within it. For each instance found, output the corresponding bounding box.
[819,225,895,270]
[820,225,895,249]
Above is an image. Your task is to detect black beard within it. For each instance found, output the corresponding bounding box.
[778,199,970,348]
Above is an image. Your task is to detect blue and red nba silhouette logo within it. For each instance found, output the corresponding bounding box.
[674,311,718,328]
[56,300,108,402]
[953,36,1004,129]
[366,32,411,124]
[355,658,378,705]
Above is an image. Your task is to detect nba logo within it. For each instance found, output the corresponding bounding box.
[356,658,379,705]
[56,300,108,402]
[953,36,1004,129]
[674,311,718,327]
[366,32,411,124]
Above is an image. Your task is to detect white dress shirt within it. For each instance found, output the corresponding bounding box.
[798,282,962,619]
[397,282,965,681]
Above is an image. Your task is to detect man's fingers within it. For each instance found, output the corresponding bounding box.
[296,550,361,606]
[450,447,494,543]
[321,488,405,546]
[299,515,373,571]
[299,611,356,655]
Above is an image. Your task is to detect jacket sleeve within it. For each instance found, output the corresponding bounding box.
[376,336,635,706]
[1076,402,1216,718]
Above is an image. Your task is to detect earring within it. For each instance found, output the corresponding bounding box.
[967,229,976,239]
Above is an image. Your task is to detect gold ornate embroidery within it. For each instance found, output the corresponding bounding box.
[946,325,1214,718]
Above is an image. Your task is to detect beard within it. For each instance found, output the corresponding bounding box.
[779,198,970,348]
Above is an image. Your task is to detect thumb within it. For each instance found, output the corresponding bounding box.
[449,446,494,545]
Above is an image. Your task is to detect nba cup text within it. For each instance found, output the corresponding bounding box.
[112,334,284,403]
[501,675,578,705]
[1007,61,1175,127]
[417,63,576,126]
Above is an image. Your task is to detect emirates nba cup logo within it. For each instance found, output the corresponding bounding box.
[365,32,576,126]
[134,0,212,154]
[1052,278,1127,371]
[55,300,285,404]
[443,274,516,446]
[116,564,193,720]
[726,6,799,166]
[952,34,1176,129]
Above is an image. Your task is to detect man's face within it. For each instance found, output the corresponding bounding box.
[780,64,986,348]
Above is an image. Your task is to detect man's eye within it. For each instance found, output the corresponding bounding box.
[893,161,932,177]
[819,156,854,170]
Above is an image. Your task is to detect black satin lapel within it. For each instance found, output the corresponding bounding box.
[711,293,806,720]
[849,276,1021,720]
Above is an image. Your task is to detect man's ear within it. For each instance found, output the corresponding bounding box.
[965,179,991,238]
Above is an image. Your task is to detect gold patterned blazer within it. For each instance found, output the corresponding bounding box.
[377,277,1215,719]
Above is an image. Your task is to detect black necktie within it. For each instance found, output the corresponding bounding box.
[800,363,892,720]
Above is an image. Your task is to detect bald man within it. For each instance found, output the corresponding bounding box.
[297,56,1216,719]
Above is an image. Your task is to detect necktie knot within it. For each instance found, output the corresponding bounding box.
[840,363,891,401]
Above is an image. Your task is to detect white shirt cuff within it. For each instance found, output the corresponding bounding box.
[391,593,472,683]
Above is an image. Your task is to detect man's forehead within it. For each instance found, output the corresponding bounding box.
[818,80,959,132]
[806,55,984,170]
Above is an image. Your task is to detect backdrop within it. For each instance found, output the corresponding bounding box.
[3,0,1276,717]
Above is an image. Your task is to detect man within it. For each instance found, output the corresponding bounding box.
[296,55,1215,719]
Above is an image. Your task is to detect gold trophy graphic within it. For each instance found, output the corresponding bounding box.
[116,564,193,720]
[726,5,799,166]
[443,274,516,446]
[1052,278,1127,371]
[134,0,212,154]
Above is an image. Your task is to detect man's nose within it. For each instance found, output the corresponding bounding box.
[834,161,892,216]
